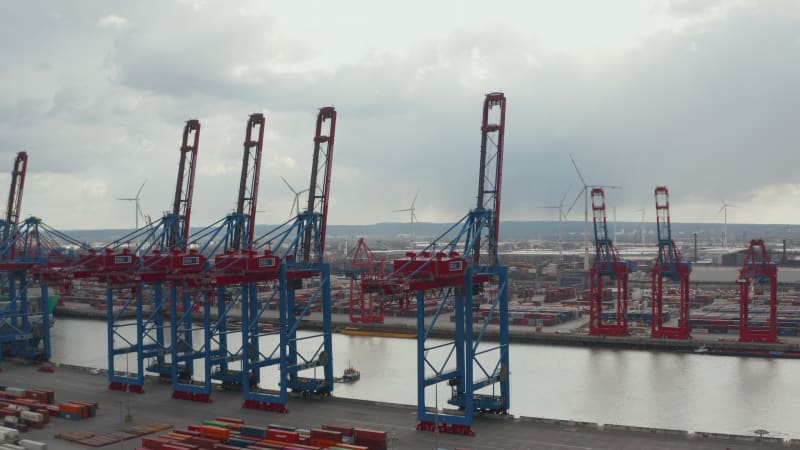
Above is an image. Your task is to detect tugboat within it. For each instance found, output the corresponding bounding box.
[335,362,360,383]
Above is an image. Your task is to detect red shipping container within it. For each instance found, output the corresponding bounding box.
[267,429,299,443]
[248,439,284,449]
[212,445,241,450]
[142,436,172,450]
[354,428,387,441]
[310,437,339,447]
[214,416,245,425]
[161,444,199,450]
[322,424,354,437]
[172,429,200,437]
[310,428,342,441]
[186,436,220,447]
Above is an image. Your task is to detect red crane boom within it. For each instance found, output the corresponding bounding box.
[5,151,27,231]
[474,93,506,265]
[233,113,265,251]
[301,107,336,262]
[169,119,200,250]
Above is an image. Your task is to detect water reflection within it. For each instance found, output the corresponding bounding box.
[49,318,800,438]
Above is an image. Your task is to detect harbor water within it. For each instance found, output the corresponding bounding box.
[48,317,800,439]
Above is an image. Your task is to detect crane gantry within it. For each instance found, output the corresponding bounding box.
[651,186,691,339]
[738,239,779,343]
[589,188,629,337]
[385,93,509,435]
[241,106,338,412]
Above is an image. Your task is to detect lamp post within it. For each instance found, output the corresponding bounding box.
[125,354,132,422]
[434,383,439,450]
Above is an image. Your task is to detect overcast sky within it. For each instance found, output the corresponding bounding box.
[1,0,799,230]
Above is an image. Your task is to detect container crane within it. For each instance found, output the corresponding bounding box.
[588,188,629,336]
[651,186,691,339]
[159,114,269,402]
[244,106,337,412]
[76,119,202,394]
[0,153,82,364]
[0,151,69,364]
[348,238,386,323]
[0,217,94,364]
[389,93,509,435]
[208,113,270,391]
[737,239,779,343]
[166,112,282,402]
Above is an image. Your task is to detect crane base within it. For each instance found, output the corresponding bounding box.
[416,421,474,436]
[243,399,288,413]
[172,391,211,402]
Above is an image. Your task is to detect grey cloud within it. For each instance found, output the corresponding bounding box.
[2,1,800,228]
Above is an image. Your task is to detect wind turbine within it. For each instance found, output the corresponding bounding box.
[280,176,309,218]
[393,191,419,243]
[633,208,645,246]
[719,201,736,248]
[117,180,147,229]
[566,154,621,270]
[537,185,570,260]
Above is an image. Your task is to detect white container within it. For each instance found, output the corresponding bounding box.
[4,388,25,398]
[0,427,19,441]
[19,412,42,424]
[0,444,26,450]
[2,416,17,425]
[19,440,47,450]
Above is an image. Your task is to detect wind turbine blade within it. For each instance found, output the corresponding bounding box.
[280,176,297,194]
[393,208,412,212]
[568,153,587,186]
[136,179,147,199]
[559,185,571,207]
[717,205,725,215]
[117,198,136,201]
[411,190,419,209]
[565,189,584,218]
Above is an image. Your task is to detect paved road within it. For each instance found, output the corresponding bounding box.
[0,362,793,449]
